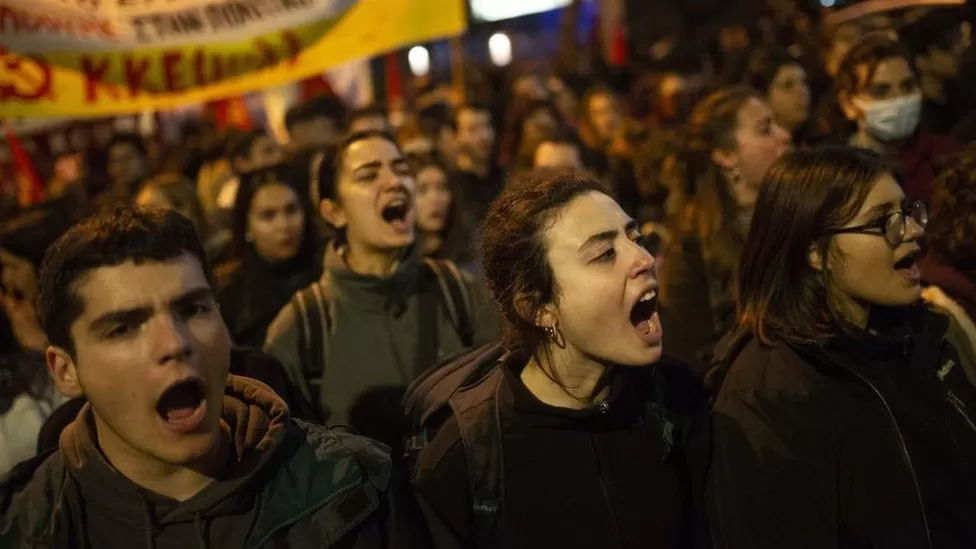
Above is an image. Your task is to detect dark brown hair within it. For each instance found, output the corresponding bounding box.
[737,146,893,345]
[835,32,917,97]
[479,170,607,359]
[664,86,762,303]
[927,150,976,271]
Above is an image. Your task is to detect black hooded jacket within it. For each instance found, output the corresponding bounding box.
[708,307,976,549]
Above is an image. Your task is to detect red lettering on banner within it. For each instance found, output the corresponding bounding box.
[0,44,53,101]
[162,51,183,92]
[123,56,150,97]
[0,3,118,40]
[80,55,118,103]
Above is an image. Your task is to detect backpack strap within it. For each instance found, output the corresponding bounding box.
[289,280,333,401]
[449,366,506,549]
[424,258,475,347]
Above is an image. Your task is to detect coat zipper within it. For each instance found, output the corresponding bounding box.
[840,366,932,549]
[247,481,361,549]
[946,390,976,433]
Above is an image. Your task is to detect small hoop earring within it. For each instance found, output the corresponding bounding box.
[726,167,742,185]
[544,324,566,349]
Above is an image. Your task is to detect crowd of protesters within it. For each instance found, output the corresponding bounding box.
[2,1,976,548]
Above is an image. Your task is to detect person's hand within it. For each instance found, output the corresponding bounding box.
[922,286,976,354]
[0,248,39,303]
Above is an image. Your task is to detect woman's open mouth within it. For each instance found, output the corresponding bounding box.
[380,198,413,234]
[630,289,663,345]
[894,249,922,284]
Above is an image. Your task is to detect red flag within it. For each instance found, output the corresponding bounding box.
[4,125,43,205]
[385,52,402,107]
[301,75,335,100]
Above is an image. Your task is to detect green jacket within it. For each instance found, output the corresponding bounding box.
[0,420,415,549]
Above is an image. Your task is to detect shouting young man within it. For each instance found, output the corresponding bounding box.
[0,207,426,549]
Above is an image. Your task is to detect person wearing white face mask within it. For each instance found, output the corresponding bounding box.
[837,33,957,204]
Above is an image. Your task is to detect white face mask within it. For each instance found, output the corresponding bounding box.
[853,94,923,142]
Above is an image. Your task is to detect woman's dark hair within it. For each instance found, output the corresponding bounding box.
[665,86,762,301]
[230,162,317,261]
[480,170,608,361]
[413,157,470,261]
[743,46,804,94]
[738,146,894,345]
[927,150,976,271]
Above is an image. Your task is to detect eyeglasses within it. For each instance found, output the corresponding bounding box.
[826,201,927,247]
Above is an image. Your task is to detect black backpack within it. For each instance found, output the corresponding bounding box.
[289,258,475,405]
[402,342,508,548]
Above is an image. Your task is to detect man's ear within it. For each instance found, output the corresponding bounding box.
[47,347,83,399]
[319,198,347,230]
[838,90,861,122]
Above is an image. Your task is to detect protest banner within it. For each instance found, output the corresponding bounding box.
[1,0,465,117]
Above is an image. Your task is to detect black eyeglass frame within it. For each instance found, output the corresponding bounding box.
[824,200,928,247]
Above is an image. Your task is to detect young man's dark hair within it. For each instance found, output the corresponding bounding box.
[285,97,348,152]
[36,207,209,357]
[3,206,428,549]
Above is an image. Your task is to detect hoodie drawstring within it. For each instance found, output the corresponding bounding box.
[194,512,209,549]
[141,495,157,549]
[139,496,209,549]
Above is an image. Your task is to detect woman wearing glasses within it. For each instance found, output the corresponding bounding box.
[707,147,976,548]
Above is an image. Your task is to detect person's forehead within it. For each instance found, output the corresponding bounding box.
[459,109,488,126]
[252,183,296,208]
[857,174,902,213]
[864,57,912,83]
[343,138,400,166]
[546,192,628,249]
[738,97,769,122]
[73,257,210,323]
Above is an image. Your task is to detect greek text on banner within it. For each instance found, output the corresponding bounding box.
[0,0,466,117]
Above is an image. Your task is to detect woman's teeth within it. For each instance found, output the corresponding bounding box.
[639,290,657,303]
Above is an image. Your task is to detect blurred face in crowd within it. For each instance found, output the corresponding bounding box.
[821,174,925,326]
[767,63,810,133]
[415,165,452,234]
[916,23,969,82]
[515,75,549,100]
[322,136,416,253]
[456,108,495,165]
[840,56,921,143]
[108,142,147,189]
[534,141,584,170]
[349,115,390,134]
[587,93,623,145]
[235,135,284,173]
[549,78,579,125]
[540,191,662,367]
[248,182,305,262]
[522,108,560,154]
[48,255,231,473]
[713,98,792,210]
[293,115,341,151]
[135,188,197,228]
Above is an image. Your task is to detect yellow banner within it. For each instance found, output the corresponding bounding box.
[0,0,466,117]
